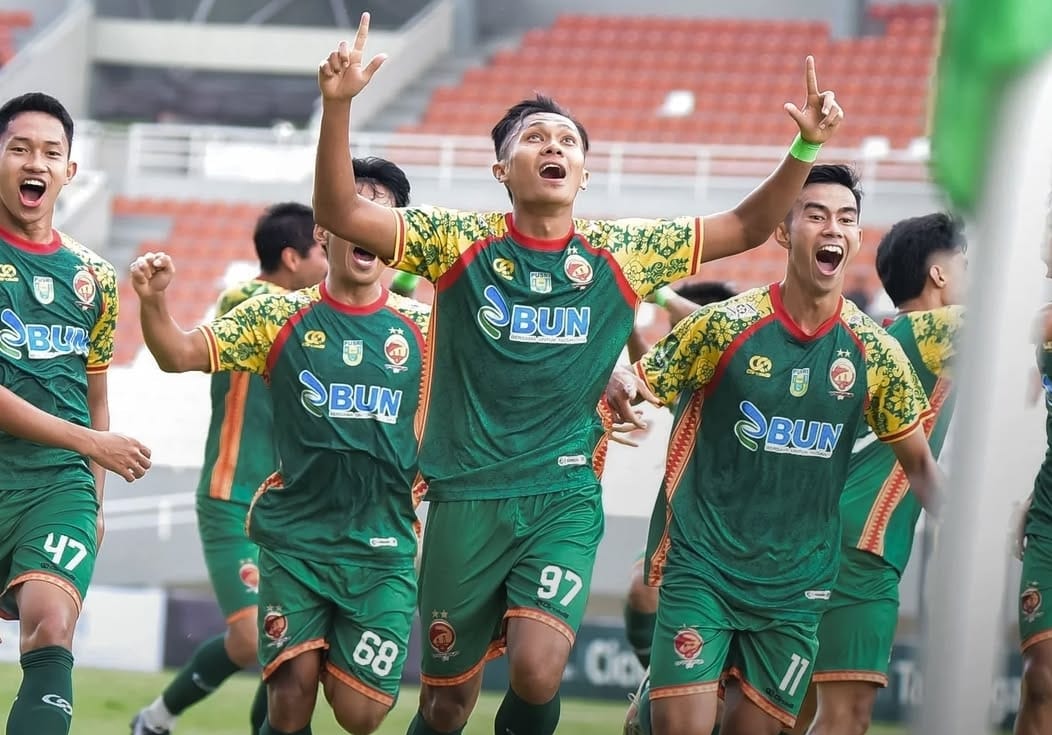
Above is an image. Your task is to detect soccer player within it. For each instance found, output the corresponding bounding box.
[312,15,845,735]
[616,165,943,735]
[1013,209,1052,735]
[130,202,328,735]
[0,91,152,735]
[130,157,426,735]
[623,281,738,669]
[791,213,966,735]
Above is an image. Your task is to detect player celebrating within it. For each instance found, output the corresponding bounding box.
[131,202,328,735]
[312,14,844,735]
[617,165,942,735]
[131,157,426,735]
[0,92,152,735]
[791,213,965,735]
[1014,211,1052,735]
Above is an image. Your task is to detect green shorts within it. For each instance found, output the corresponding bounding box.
[649,576,819,728]
[257,548,416,708]
[417,488,603,684]
[0,484,99,619]
[197,496,258,622]
[812,547,899,686]
[1020,533,1052,651]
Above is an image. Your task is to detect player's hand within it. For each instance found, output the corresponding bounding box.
[610,415,647,447]
[604,365,660,432]
[784,56,843,144]
[130,251,175,298]
[318,12,387,102]
[85,431,152,483]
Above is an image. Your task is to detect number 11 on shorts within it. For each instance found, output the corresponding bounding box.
[778,653,811,697]
[536,564,582,606]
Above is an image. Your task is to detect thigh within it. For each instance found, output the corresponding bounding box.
[812,597,897,686]
[0,486,98,619]
[506,489,604,644]
[648,579,732,698]
[1021,536,1052,651]
[726,619,820,728]
[327,566,416,709]
[198,497,259,622]
[257,548,331,680]
[418,500,513,682]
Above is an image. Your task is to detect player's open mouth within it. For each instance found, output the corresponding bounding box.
[815,244,844,276]
[539,162,566,180]
[18,178,46,207]
[351,246,377,266]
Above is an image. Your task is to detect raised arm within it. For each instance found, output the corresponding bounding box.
[313,13,399,259]
[0,384,150,483]
[701,56,844,263]
[889,429,945,515]
[130,252,211,373]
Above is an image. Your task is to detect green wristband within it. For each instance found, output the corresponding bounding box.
[654,286,674,308]
[789,133,822,163]
[390,271,421,295]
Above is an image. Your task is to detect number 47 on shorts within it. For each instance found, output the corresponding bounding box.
[42,533,88,571]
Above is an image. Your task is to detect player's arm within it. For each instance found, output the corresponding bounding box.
[888,429,944,514]
[0,385,150,483]
[626,288,702,363]
[130,252,211,372]
[313,13,398,259]
[700,56,844,263]
[86,372,110,542]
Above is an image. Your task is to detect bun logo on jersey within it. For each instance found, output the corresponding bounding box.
[476,284,590,344]
[1022,583,1043,623]
[262,606,289,648]
[383,328,410,373]
[829,351,857,399]
[563,248,593,287]
[238,560,259,593]
[734,400,844,458]
[428,612,458,662]
[298,369,402,424]
[72,268,96,308]
[0,308,89,361]
[672,627,704,669]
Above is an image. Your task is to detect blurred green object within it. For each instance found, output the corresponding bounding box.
[931,0,1052,212]
[390,270,421,296]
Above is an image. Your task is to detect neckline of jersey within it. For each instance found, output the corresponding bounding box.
[0,224,61,254]
[504,212,575,250]
[319,279,388,315]
[769,281,844,342]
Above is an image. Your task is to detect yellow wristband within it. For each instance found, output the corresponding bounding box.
[789,133,822,163]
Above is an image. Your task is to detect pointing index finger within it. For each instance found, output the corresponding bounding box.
[353,11,371,52]
[805,55,819,98]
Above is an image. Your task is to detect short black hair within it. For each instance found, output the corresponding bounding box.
[0,92,74,152]
[353,156,411,208]
[875,212,966,306]
[676,281,736,307]
[491,94,590,160]
[801,164,863,214]
[253,202,316,273]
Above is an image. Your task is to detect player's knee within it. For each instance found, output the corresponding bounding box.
[508,658,562,704]
[20,606,76,651]
[332,699,387,735]
[420,685,474,731]
[225,618,258,668]
[1022,657,1052,706]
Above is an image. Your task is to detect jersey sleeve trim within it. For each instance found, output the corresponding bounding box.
[633,361,662,406]
[878,418,922,444]
[691,217,703,274]
[196,325,220,373]
[391,208,407,266]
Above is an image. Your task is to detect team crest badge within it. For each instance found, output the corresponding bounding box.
[829,352,856,399]
[238,560,259,593]
[72,268,96,307]
[384,328,410,373]
[790,368,810,397]
[564,249,593,287]
[672,627,704,669]
[529,271,552,294]
[1022,584,1043,623]
[262,606,289,648]
[342,339,363,367]
[493,258,515,281]
[428,611,458,661]
[32,276,54,305]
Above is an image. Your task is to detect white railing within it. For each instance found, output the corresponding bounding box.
[103,492,197,540]
[115,122,934,197]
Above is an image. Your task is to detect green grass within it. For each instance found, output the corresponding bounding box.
[0,664,908,734]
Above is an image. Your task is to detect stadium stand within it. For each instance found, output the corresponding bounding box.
[0,9,33,64]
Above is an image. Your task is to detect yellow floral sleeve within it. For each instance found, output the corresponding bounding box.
[197,288,317,374]
[910,304,964,377]
[577,216,703,299]
[387,291,432,338]
[391,206,509,282]
[60,233,118,373]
